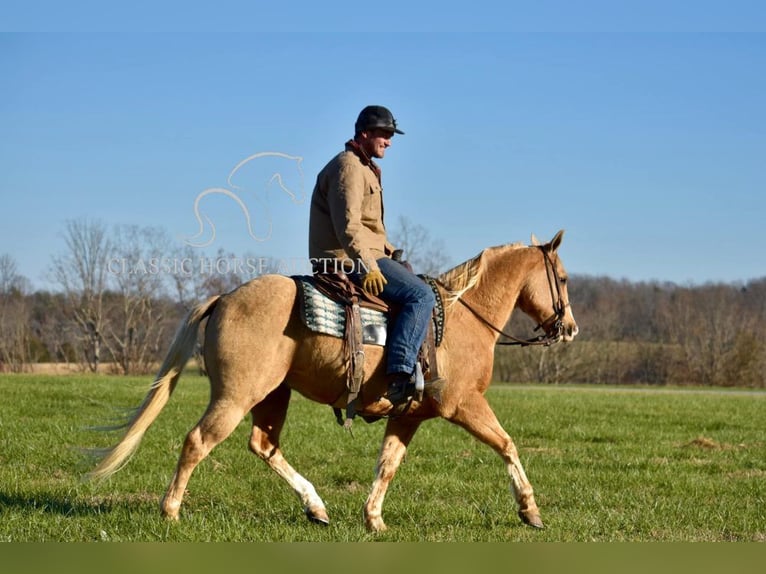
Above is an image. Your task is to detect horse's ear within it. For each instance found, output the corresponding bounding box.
[530,233,541,246]
[546,229,565,252]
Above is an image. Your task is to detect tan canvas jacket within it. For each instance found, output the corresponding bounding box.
[308,146,395,274]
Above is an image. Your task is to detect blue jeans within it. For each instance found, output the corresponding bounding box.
[371,257,436,375]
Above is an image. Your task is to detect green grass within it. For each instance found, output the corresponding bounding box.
[0,374,764,541]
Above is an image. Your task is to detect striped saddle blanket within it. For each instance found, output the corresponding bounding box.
[294,276,389,346]
[293,275,444,348]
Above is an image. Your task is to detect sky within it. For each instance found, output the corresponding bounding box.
[2,22,765,289]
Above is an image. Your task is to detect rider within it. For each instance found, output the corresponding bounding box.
[308,105,439,408]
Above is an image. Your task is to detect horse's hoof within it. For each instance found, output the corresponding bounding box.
[365,516,388,533]
[305,507,330,526]
[160,499,181,521]
[518,509,545,529]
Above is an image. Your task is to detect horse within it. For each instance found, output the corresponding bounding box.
[88,230,578,532]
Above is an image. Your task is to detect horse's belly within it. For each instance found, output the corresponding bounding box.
[286,335,386,404]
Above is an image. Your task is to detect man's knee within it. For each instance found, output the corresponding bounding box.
[420,282,436,307]
[379,259,435,305]
[402,278,435,309]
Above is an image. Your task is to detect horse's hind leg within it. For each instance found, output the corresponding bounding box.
[449,392,544,529]
[161,397,249,520]
[248,383,329,525]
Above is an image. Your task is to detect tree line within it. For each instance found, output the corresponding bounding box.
[494,275,766,388]
[0,220,255,374]
[1,218,763,387]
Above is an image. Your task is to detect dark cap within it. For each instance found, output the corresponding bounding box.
[354,105,404,135]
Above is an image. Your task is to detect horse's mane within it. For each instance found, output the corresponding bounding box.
[437,242,525,307]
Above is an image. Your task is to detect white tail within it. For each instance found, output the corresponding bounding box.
[86,295,221,481]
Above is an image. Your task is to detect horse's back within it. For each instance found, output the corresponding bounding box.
[203,275,299,374]
[221,274,298,315]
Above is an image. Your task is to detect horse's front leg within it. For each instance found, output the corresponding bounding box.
[364,418,422,532]
[449,392,544,529]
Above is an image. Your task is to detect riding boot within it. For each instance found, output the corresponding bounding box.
[383,372,418,415]
[385,372,415,404]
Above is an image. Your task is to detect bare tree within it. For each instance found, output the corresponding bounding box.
[167,245,211,310]
[388,216,451,276]
[0,254,27,294]
[0,255,32,372]
[101,225,173,374]
[49,219,112,372]
[28,290,76,365]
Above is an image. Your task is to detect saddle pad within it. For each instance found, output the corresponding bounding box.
[295,278,388,346]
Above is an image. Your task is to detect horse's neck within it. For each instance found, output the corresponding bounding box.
[466,246,534,332]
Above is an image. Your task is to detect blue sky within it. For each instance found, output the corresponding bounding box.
[2,28,765,288]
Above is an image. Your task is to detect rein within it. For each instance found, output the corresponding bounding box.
[441,247,567,347]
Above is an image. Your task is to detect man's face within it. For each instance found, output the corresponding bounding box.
[359,128,395,159]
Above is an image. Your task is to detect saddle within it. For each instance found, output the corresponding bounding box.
[293,265,444,427]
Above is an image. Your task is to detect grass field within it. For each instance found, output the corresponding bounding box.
[0,373,764,542]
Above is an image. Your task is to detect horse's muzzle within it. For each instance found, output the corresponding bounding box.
[561,323,579,342]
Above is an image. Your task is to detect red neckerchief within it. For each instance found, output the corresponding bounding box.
[345,139,382,183]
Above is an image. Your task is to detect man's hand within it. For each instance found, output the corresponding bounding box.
[362,269,387,296]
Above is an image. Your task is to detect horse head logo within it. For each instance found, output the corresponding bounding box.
[183,152,306,248]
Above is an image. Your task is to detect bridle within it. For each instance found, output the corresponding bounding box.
[445,247,568,347]
[451,247,567,347]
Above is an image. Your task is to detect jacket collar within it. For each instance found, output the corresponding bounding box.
[345,139,381,183]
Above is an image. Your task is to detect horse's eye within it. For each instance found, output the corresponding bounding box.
[560,277,568,285]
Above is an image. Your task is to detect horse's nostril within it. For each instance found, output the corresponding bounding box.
[563,324,579,340]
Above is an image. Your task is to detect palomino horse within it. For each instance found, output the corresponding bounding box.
[89,230,578,532]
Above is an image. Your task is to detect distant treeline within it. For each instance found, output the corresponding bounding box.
[494,275,766,388]
[3,272,765,387]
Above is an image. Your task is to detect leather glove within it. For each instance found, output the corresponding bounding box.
[362,269,387,296]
